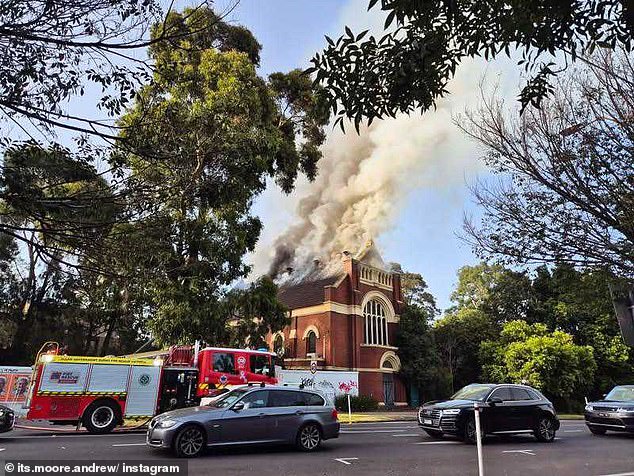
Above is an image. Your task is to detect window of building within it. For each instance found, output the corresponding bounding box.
[306,331,317,355]
[364,299,389,346]
[273,334,284,354]
[213,353,236,374]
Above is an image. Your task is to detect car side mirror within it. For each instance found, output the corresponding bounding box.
[602,394,607,399]
[488,397,503,406]
[232,401,245,412]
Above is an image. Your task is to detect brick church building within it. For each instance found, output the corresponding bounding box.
[266,242,407,406]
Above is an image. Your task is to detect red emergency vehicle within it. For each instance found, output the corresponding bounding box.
[25,342,277,433]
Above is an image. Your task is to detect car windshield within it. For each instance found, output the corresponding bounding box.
[604,386,634,402]
[207,388,250,408]
[451,384,494,401]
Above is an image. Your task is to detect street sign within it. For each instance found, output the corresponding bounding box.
[310,360,317,374]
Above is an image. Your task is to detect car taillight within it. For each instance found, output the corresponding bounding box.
[331,409,338,421]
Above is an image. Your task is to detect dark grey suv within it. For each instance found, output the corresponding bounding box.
[147,385,340,457]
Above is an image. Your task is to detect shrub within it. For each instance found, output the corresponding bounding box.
[334,394,379,412]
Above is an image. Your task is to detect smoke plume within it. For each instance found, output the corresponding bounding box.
[256,58,515,283]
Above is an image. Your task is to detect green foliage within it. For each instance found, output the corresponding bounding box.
[449,263,533,323]
[310,0,634,127]
[0,7,323,363]
[396,305,448,400]
[335,394,379,412]
[0,0,166,142]
[480,320,596,399]
[390,264,439,316]
[433,307,498,393]
[110,7,327,347]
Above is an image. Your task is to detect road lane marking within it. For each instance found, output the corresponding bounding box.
[112,443,146,447]
[334,458,359,465]
[341,429,407,433]
[563,430,583,433]
[341,425,418,431]
[1,433,142,440]
[415,441,460,445]
[392,434,421,437]
[502,449,536,456]
[598,472,634,476]
[0,448,5,452]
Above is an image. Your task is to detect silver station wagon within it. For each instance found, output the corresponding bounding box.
[147,385,340,457]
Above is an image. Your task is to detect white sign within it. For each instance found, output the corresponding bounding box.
[278,370,359,401]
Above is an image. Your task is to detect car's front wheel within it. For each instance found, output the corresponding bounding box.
[534,416,556,442]
[173,425,206,458]
[588,426,606,436]
[463,416,483,445]
[296,423,322,452]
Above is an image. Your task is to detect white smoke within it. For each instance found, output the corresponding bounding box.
[247,1,519,283]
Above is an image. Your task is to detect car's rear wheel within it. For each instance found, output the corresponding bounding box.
[534,416,556,442]
[588,426,606,435]
[173,425,205,458]
[296,423,322,452]
[464,416,483,445]
[424,429,443,439]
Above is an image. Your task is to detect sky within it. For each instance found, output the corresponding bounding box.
[220,0,521,311]
[6,0,522,312]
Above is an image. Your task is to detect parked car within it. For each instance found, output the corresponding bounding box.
[147,385,340,457]
[585,385,634,435]
[0,404,15,433]
[418,383,560,444]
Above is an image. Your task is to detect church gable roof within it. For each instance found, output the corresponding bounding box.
[277,275,343,310]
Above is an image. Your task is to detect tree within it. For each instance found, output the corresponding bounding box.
[0,143,121,362]
[461,50,634,280]
[449,263,533,324]
[529,265,634,398]
[390,263,439,316]
[224,277,290,350]
[481,320,596,401]
[0,1,238,257]
[113,7,328,346]
[434,307,498,393]
[309,0,634,129]
[0,0,225,141]
[396,305,447,401]
[391,269,444,399]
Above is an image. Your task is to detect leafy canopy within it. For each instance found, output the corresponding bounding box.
[481,320,596,398]
[310,0,634,130]
[114,7,327,346]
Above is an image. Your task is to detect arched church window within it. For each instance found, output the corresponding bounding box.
[363,299,389,346]
[306,331,317,355]
[274,334,284,354]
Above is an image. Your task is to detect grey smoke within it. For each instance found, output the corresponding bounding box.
[257,58,517,283]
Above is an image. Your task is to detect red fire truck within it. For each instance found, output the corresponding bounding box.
[25,342,277,433]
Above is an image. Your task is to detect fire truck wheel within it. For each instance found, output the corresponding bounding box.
[173,425,206,458]
[296,423,322,452]
[83,400,120,434]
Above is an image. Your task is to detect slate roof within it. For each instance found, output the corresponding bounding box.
[277,275,343,310]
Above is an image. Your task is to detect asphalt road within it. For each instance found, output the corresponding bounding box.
[1,420,634,476]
